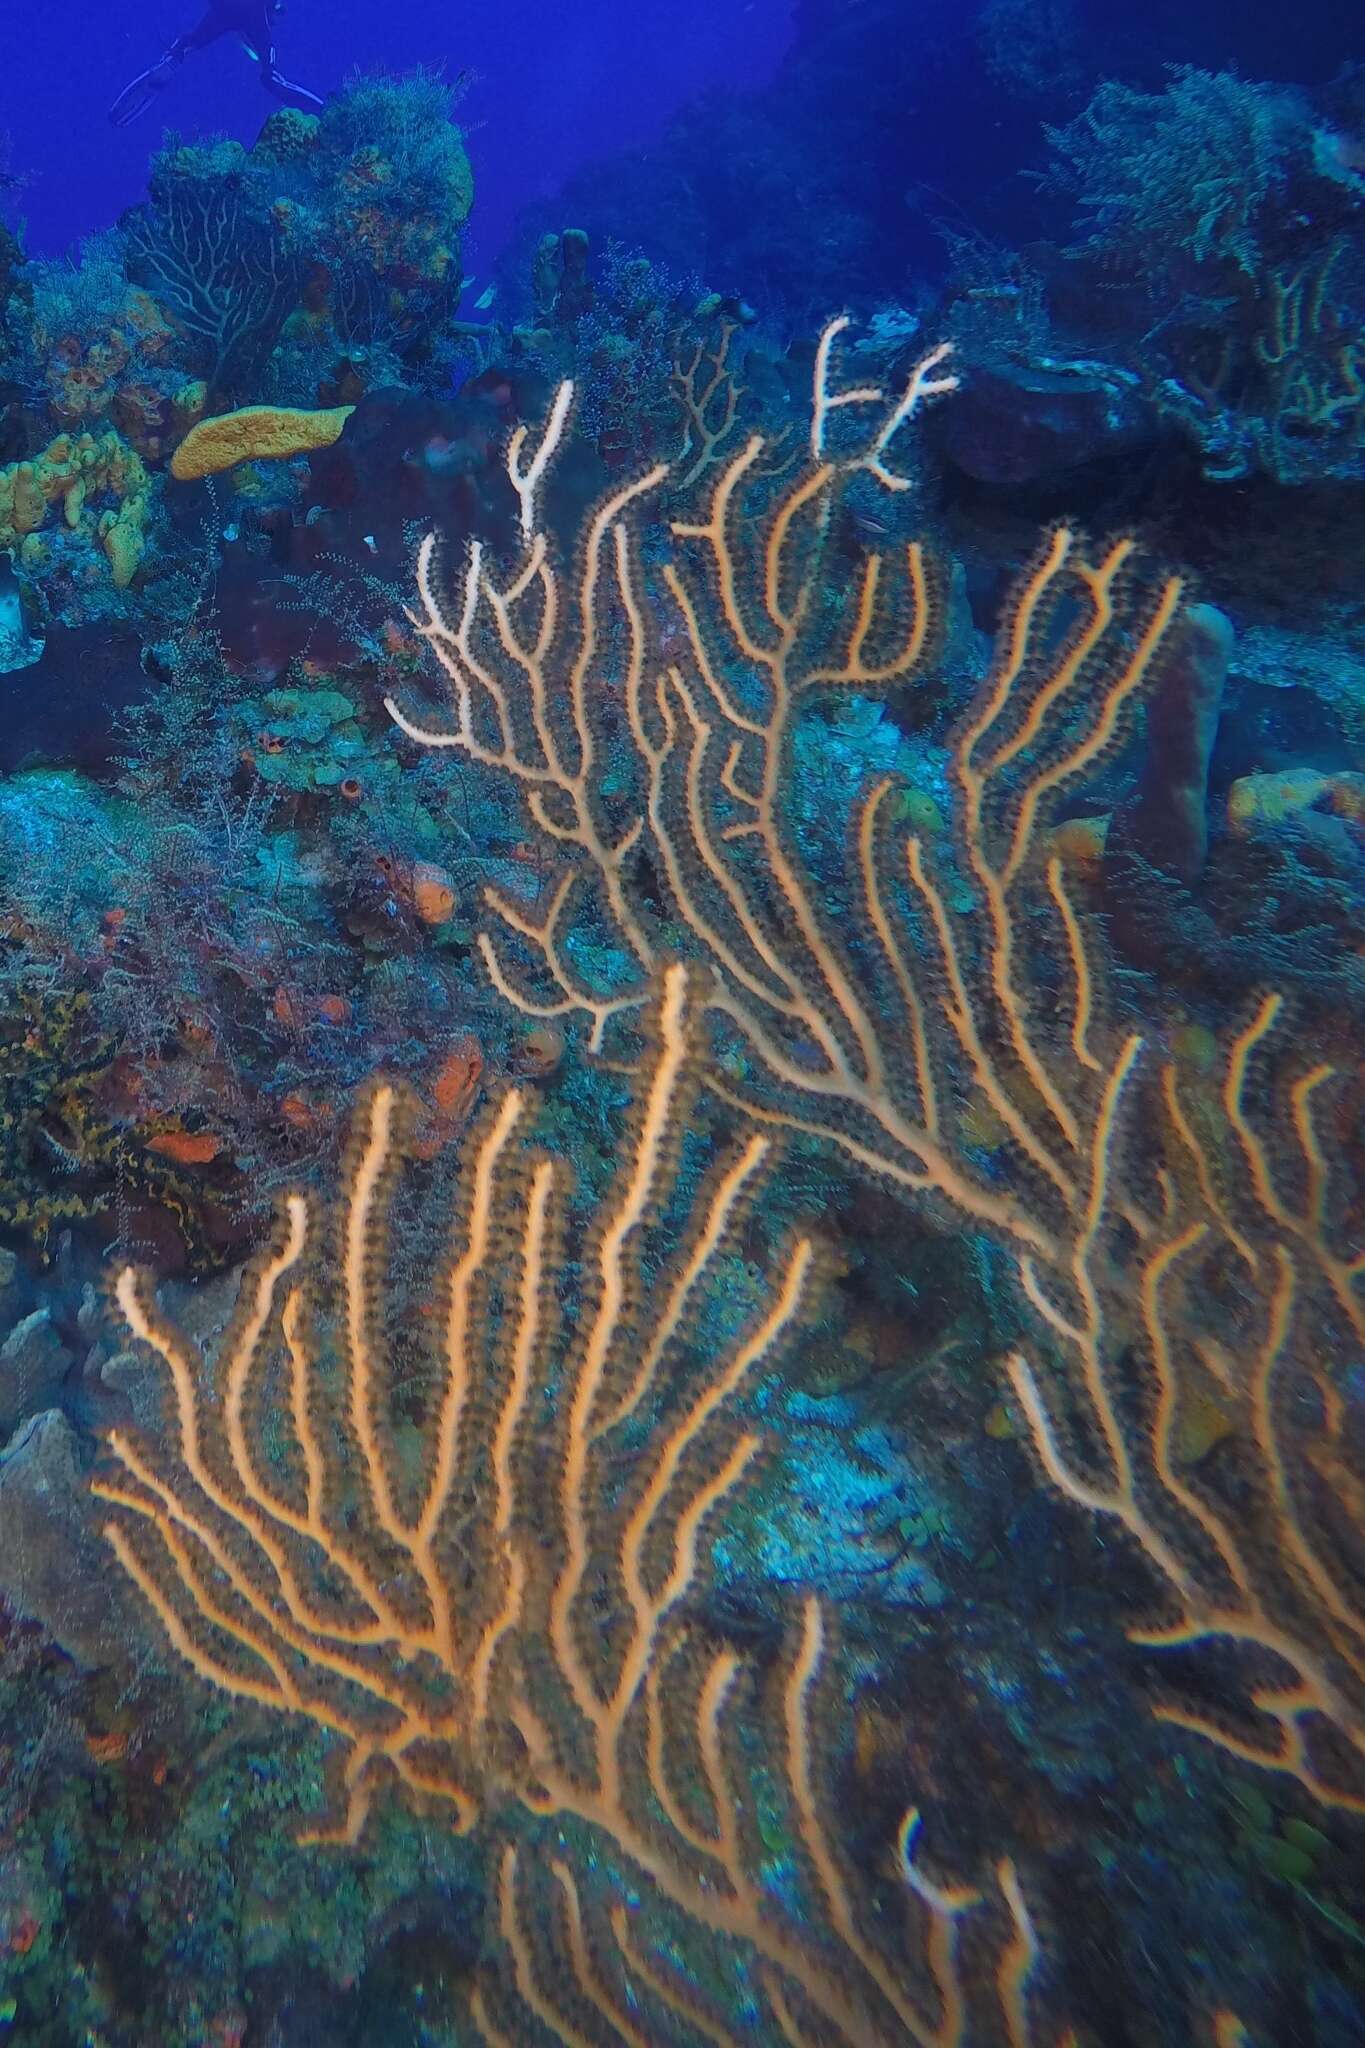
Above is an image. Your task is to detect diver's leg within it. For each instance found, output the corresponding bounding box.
[182,12,234,53]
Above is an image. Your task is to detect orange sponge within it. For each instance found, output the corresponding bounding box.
[171,403,355,481]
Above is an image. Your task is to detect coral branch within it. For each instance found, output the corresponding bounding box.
[96,962,1064,2044]
[390,315,1365,1809]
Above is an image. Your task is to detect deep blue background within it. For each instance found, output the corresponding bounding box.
[4,0,1361,306]
[4,0,792,272]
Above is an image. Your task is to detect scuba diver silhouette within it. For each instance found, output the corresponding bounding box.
[109,2,325,127]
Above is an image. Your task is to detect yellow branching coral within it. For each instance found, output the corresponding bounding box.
[169,401,355,481]
[94,963,1066,2047]
[392,318,1365,1810]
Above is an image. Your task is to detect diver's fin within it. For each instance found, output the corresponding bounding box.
[263,65,326,113]
[108,75,159,127]
[107,53,181,127]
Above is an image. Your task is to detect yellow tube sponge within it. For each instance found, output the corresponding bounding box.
[170,403,355,482]
[0,430,153,587]
[11,464,50,535]
[100,501,149,589]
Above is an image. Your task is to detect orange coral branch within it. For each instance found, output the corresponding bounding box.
[97,961,1066,2044]
[390,314,1365,1811]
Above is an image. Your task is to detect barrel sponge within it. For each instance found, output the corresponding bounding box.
[1111,601,1233,887]
[171,403,355,482]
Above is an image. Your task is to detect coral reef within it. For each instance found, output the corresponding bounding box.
[1024,68,1365,489]
[0,74,477,650]
[0,15,1363,2038]
[0,296,1337,2041]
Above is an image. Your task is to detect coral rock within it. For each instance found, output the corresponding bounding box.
[0,1309,72,1440]
[0,1410,139,1666]
[932,358,1152,486]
